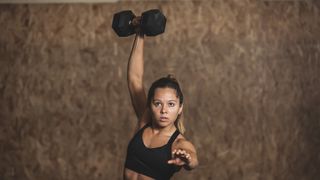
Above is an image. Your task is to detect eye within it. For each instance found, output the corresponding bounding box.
[154,102,161,107]
[168,102,175,107]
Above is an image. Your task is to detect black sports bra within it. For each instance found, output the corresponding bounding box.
[125,123,181,179]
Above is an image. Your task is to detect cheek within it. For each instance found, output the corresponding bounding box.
[169,107,180,115]
[151,106,160,115]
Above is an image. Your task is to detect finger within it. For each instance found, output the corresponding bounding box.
[168,158,179,164]
[174,152,191,164]
[178,150,187,157]
[168,158,185,166]
[179,149,184,154]
[186,155,191,162]
[176,149,186,155]
[172,149,180,156]
[182,151,188,157]
[176,149,181,155]
[185,153,191,159]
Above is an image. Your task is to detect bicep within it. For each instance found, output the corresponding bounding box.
[128,82,147,119]
[174,139,197,154]
[128,82,151,127]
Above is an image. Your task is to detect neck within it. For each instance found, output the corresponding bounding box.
[150,122,176,135]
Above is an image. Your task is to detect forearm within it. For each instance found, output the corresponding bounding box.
[127,33,144,85]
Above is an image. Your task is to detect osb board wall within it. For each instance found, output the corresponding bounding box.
[0,1,319,180]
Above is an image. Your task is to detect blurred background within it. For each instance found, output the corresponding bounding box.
[0,0,319,179]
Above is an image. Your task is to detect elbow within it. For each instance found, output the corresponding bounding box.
[128,79,143,91]
[128,74,143,85]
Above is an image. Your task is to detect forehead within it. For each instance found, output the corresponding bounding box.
[153,87,178,100]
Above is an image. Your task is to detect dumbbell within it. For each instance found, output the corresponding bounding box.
[112,9,166,37]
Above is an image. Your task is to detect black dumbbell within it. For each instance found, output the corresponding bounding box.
[112,9,166,37]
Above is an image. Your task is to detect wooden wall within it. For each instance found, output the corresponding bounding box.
[0,1,319,179]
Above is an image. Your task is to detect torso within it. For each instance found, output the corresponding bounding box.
[124,125,184,180]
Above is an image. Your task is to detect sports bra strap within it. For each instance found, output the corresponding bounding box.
[142,123,150,129]
[139,122,150,131]
[168,130,180,145]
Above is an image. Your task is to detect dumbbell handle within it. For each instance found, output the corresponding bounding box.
[130,16,141,26]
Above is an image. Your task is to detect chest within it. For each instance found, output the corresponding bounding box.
[127,132,171,170]
[142,130,172,149]
[125,127,181,178]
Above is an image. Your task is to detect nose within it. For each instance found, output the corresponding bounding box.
[160,104,167,114]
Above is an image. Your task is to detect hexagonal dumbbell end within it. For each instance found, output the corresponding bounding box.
[112,10,136,37]
[141,9,166,36]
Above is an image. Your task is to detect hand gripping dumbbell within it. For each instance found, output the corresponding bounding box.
[112,9,166,37]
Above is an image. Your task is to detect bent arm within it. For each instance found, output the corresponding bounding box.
[170,139,199,170]
[127,33,150,128]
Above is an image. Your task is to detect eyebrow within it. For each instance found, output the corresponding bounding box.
[153,99,177,102]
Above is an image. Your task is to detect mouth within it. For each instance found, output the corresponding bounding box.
[160,117,168,121]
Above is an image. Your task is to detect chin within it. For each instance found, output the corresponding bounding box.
[155,120,172,127]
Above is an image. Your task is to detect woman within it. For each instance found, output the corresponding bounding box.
[124,32,198,180]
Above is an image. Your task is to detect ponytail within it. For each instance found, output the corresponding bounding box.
[175,113,185,134]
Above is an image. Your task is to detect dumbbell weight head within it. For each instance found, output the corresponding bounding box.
[112,10,136,37]
[141,9,166,36]
[112,9,166,37]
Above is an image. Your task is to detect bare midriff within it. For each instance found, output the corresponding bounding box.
[124,168,155,180]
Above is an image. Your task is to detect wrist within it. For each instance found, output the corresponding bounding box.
[184,156,198,170]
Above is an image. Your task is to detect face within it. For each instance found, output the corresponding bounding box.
[150,87,183,128]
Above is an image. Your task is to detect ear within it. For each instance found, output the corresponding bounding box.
[178,104,183,115]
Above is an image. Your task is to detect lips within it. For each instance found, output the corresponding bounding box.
[160,117,168,121]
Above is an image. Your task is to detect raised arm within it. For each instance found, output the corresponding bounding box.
[127,33,150,128]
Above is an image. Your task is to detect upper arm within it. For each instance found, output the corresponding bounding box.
[127,78,151,129]
[174,138,197,154]
[128,81,147,120]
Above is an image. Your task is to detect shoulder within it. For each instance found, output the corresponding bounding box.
[175,134,186,143]
[137,109,152,129]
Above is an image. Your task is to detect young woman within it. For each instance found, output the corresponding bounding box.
[124,32,199,180]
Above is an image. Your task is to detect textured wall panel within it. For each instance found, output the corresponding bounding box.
[0,1,319,180]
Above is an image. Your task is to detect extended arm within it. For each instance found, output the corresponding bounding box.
[168,139,199,170]
[127,33,150,128]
